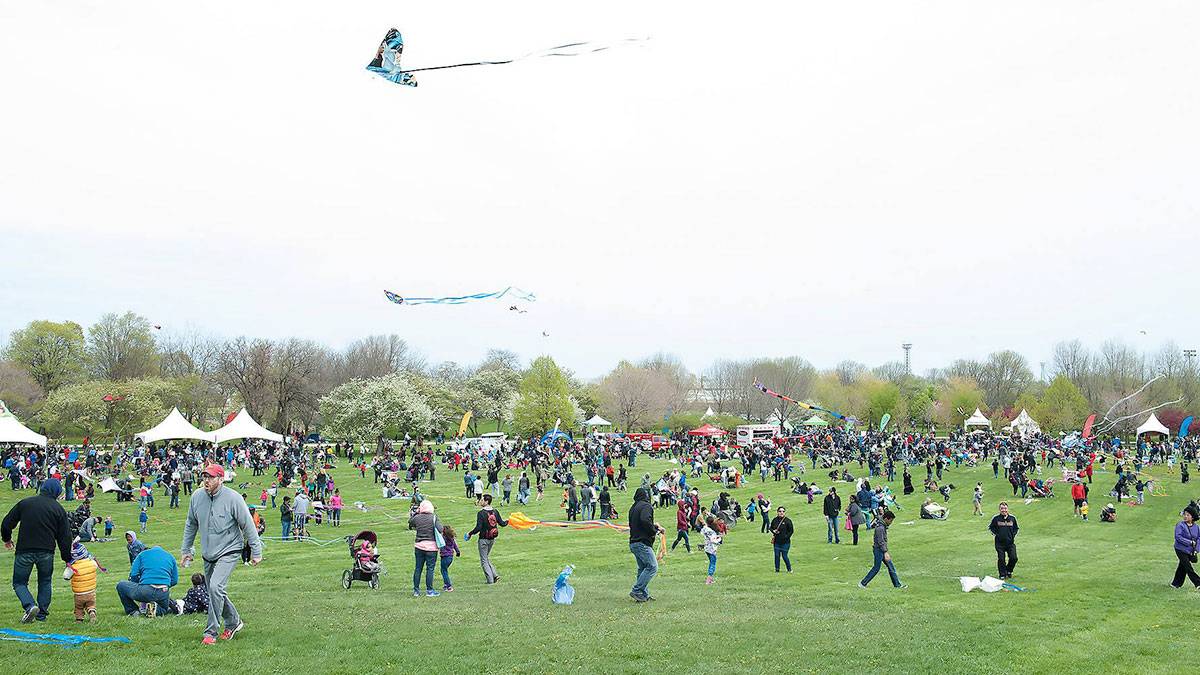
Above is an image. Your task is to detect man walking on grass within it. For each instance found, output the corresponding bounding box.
[989,501,1019,579]
[2,478,72,623]
[628,487,664,602]
[181,465,262,645]
[859,509,905,588]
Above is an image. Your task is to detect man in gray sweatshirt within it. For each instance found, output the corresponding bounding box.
[181,464,262,645]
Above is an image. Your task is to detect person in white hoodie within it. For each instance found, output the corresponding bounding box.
[181,465,262,646]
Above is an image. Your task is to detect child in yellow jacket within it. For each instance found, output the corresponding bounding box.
[63,540,104,622]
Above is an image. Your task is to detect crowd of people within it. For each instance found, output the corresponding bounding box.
[3,422,1200,641]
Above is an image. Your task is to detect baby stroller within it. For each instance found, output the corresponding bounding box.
[342,530,382,590]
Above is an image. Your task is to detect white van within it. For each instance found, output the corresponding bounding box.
[736,424,779,447]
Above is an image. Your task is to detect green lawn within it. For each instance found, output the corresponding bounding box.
[1,455,1194,674]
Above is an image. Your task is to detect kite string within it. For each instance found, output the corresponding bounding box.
[399,38,648,74]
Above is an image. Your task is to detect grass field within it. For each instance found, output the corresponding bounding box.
[1,454,1195,674]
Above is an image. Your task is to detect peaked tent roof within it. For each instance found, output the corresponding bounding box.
[0,403,47,447]
[1010,409,1041,437]
[800,415,829,427]
[688,423,727,437]
[964,408,992,428]
[136,407,214,444]
[584,415,612,427]
[703,407,716,418]
[1136,413,1170,437]
[211,408,284,444]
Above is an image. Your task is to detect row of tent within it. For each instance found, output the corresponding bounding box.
[969,407,1175,438]
[0,402,281,448]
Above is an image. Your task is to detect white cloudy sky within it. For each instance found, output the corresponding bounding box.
[2,1,1197,378]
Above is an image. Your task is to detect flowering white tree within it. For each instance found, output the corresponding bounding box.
[318,373,433,441]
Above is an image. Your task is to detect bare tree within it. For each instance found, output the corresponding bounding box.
[944,358,986,384]
[215,337,274,421]
[158,326,220,378]
[333,334,422,384]
[979,350,1034,410]
[701,359,746,415]
[873,361,909,385]
[639,352,696,415]
[271,338,327,434]
[599,361,673,431]
[834,360,866,386]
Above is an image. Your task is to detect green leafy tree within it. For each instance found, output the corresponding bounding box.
[937,377,986,428]
[4,320,87,394]
[1040,374,1091,434]
[512,356,577,437]
[87,311,160,380]
[40,378,179,440]
[864,380,900,428]
[318,373,433,442]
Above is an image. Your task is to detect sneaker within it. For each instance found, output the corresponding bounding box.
[219,622,244,640]
[21,605,37,623]
[858,582,868,588]
[175,599,185,615]
[35,610,47,622]
[146,602,157,618]
[202,635,217,646]
[426,590,441,597]
[896,584,908,589]
[630,592,648,602]
[443,585,454,592]
[413,591,421,597]
[644,595,656,601]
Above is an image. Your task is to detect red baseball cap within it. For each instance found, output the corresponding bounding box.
[203,464,225,478]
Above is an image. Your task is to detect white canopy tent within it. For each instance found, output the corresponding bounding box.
[703,407,716,418]
[1010,409,1041,437]
[0,402,47,447]
[1136,413,1170,437]
[964,408,992,429]
[136,407,214,444]
[211,408,284,444]
[584,415,612,427]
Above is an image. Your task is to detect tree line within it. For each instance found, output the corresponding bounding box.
[1,312,1195,441]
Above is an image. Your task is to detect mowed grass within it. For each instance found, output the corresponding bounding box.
[1,454,1196,674]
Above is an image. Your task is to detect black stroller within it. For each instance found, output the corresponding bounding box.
[342,530,382,590]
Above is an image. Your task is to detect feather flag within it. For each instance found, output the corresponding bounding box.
[1180,415,1194,438]
[1082,414,1096,440]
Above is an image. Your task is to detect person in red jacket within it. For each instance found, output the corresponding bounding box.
[1071,481,1085,517]
[671,499,692,553]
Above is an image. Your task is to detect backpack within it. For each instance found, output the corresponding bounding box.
[484,511,500,539]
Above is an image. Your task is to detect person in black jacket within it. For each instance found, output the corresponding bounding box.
[2,478,73,623]
[823,487,842,544]
[770,507,794,572]
[988,501,1019,579]
[627,487,663,602]
[465,495,508,584]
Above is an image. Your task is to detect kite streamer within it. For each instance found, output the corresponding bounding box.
[753,379,856,423]
[384,287,535,306]
[0,628,131,648]
[1081,414,1096,440]
[367,28,648,87]
[508,512,628,533]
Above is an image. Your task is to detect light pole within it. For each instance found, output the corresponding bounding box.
[902,343,912,375]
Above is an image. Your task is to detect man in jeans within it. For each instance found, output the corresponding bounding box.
[117,544,179,617]
[823,486,842,544]
[627,487,664,602]
[859,509,905,588]
[2,478,73,623]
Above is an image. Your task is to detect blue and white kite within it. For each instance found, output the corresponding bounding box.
[366,28,647,88]
[384,287,536,307]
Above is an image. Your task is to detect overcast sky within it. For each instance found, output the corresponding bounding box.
[2,1,1197,378]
